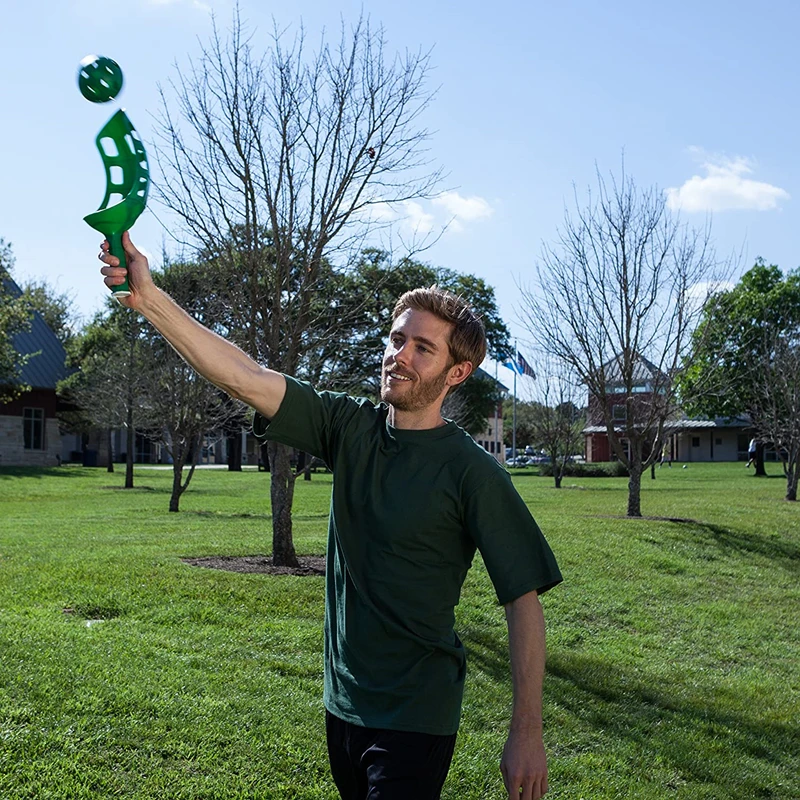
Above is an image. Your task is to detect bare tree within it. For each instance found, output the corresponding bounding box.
[152,11,441,565]
[519,167,727,516]
[750,327,800,501]
[139,261,247,512]
[524,353,585,489]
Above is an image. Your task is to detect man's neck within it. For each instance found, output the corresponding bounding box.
[387,405,447,430]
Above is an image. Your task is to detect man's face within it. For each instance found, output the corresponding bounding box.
[381,309,456,412]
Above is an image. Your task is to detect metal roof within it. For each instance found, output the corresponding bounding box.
[4,276,70,390]
[475,365,508,392]
[582,418,745,434]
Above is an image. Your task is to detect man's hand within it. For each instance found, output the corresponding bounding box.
[501,726,548,799]
[98,231,155,309]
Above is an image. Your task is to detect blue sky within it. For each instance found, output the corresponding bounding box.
[2,0,798,380]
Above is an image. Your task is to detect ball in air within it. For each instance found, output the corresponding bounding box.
[78,55,124,103]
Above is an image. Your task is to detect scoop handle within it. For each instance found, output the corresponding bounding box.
[108,231,131,298]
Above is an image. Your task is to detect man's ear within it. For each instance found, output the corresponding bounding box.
[446,361,473,389]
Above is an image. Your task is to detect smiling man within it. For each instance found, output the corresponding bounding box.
[99,233,562,800]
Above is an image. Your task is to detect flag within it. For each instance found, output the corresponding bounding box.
[502,351,536,378]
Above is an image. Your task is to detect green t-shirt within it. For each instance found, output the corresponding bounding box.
[254,376,562,735]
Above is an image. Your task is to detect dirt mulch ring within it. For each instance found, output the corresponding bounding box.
[182,555,326,576]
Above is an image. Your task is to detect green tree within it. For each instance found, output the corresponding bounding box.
[681,259,800,499]
[21,279,79,348]
[60,302,149,487]
[0,239,33,401]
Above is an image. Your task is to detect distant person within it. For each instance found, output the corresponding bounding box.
[746,437,758,468]
[660,441,672,468]
[99,233,562,800]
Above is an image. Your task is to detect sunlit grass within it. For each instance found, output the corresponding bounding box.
[0,463,797,798]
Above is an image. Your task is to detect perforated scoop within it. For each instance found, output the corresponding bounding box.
[84,109,149,298]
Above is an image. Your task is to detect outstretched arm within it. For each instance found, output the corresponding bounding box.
[501,589,549,800]
[99,232,286,420]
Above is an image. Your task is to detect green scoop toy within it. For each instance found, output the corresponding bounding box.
[79,56,149,299]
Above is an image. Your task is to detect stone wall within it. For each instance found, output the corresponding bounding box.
[0,415,62,467]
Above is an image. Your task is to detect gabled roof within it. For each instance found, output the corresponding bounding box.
[600,353,666,385]
[3,276,70,390]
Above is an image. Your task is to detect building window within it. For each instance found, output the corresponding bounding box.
[23,408,45,450]
[692,436,700,448]
[715,438,722,446]
[612,405,627,421]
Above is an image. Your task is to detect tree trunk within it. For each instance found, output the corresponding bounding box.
[125,404,134,489]
[297,451,312,481]
[650,462,656,480]
[106,428,114,473]
[755,442,767,477]
[170,457,184,513]
[627,462,643,517]
[786,464,798,502]
[554,474,562,489]
[227,432,242,472]
[268,441,300,567]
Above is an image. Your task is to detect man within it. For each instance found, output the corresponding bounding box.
[99,233,562,800]
[746,437,758,468]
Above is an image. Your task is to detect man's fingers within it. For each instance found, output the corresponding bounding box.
[101,268,128,287]
[503,774,547,800]
[121,230,142,259]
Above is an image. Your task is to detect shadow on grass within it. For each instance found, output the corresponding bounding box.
[0,467,88,480]
[596,515,800,571]
[668,519,800,571]
[184,510,273,521]
[547,649,796,797]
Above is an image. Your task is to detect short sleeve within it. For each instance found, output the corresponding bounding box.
[463,470,562,604]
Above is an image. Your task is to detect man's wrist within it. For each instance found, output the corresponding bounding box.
[509,713,543,734]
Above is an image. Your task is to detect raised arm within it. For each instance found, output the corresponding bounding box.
[501,589,549,800]
[99,232,286,420]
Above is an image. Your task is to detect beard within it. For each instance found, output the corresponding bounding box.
[381,364,451,413]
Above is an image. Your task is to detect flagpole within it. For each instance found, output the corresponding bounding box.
[512,340,517,462]
[494,359,500,461]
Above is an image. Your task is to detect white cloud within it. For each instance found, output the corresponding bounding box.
[401,201,436,235]
[368,192,493,238]
[666,150,789,213]
[431,191,494,232]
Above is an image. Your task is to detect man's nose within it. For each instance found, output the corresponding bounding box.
[393,342,410,364]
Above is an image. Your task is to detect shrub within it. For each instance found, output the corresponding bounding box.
[539,460,629,478]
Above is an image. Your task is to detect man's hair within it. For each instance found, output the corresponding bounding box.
[392,286,487,370]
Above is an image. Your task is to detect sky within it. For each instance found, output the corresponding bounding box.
[2,0,798,388]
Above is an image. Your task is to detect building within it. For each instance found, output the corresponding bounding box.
[0,278,71,467]
[582,353,755,463]
[470,367,508,464]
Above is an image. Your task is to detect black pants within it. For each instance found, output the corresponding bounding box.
[326,711,457,800]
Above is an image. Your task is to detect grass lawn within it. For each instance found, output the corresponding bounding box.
[0,462,797,798]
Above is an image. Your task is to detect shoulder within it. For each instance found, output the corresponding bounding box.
[444,424,510,486]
